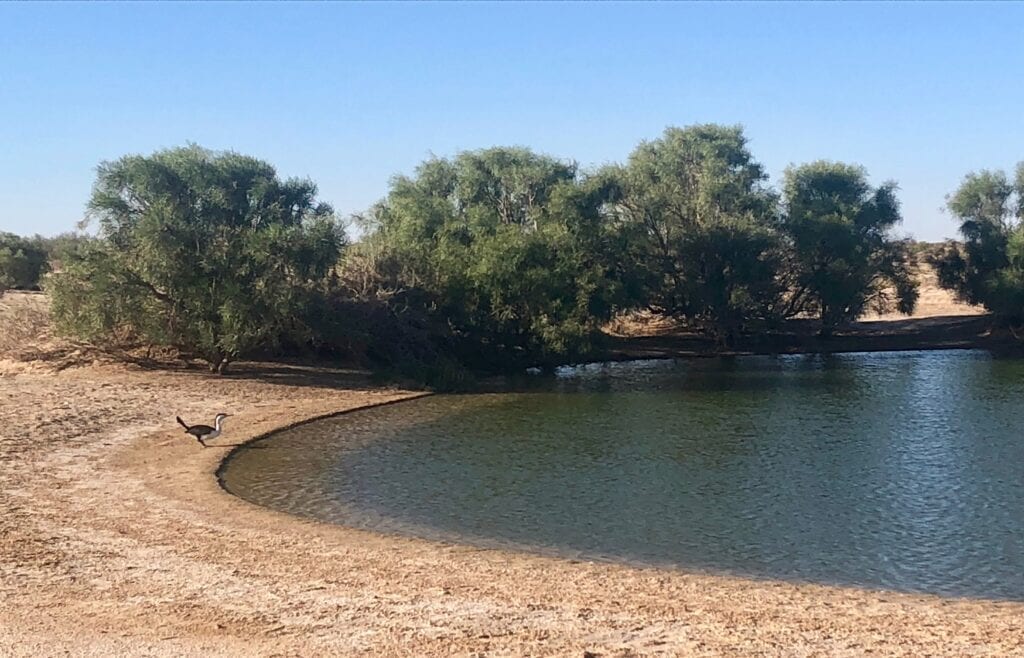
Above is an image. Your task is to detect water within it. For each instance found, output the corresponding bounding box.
[221,350,1024,600]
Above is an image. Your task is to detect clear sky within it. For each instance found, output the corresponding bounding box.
[2,2,1022,240]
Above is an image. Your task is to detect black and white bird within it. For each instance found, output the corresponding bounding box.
[176,413,231,447]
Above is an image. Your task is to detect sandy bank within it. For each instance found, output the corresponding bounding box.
[2,360,1024,656]
[2,362,1024,654]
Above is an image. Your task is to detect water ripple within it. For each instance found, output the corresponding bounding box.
[223,350,1024,601]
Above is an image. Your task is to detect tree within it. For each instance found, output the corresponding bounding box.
[608,124,785,343]
[361,147,627,366]
[0,232,50,291]
[781,161,917,334]
[49,145,345,372]
[35,232,96,273]
[932,164,1024,321]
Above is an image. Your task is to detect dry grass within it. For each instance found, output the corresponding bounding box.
[0,291,51,355]
[603,309,683,338]
[861,265,983,321]
[0,290,117,372]
[0,291,194,373]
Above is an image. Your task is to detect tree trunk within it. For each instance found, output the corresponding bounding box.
[818,303,832,338]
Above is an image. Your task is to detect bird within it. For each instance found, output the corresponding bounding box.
[176,413,231,447]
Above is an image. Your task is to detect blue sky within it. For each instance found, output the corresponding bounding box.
[2,2,1022,240]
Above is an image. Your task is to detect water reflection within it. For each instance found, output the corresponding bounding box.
[222,350,1024,600]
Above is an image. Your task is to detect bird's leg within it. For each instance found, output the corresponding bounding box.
[198,437,207,448]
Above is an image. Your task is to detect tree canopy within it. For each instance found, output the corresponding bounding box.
[932,164,1024,321]
[608,125,784,343]
[49,145,345,371]
[781,161,917,332]
[0,232,51,292]
[42,130,927,382]
[359,147,626,366]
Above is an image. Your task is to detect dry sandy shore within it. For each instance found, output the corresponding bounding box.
[2,359,1024,657]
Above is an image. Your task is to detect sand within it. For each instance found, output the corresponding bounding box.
[2,277,1023,657]
[860,265,983,321]
[2,359,1023,657]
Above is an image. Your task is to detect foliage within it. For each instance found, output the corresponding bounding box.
[49,145,345,372]
[0,232,50,291]
[932,164,1024,321]
[359,147,627,366]
[607,125,785,342]
[37,232,97,272]
[12,132,940,382]
[781,161,918,333]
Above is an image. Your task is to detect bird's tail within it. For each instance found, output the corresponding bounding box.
[176,416,191,431]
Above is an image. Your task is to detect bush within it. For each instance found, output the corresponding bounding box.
[781,161,918,333]
[49,145,345,372]
[931,165,1024,323]
[0,232,49,291]
[359,147,627,368]
[606,125,787,343]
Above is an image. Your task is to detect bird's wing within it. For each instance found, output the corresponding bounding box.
[187,424,215,436]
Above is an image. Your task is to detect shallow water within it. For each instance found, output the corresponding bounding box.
[222,350,1024,600]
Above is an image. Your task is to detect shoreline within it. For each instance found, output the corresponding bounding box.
[601,314,1012,363]
[4,359,1024,655]
[213,393,434,498]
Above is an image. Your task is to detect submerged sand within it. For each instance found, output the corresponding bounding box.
[2,359,1023,657]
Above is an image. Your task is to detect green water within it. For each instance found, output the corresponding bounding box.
[222,350,1024,600]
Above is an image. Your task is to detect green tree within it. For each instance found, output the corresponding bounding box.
[362,147,626,366]
[932,164,1024,321]
[781,161,917,334]
[50,145,345,372]
[0,232,50,291]
[35,232,96,272]
[608,124,785,343]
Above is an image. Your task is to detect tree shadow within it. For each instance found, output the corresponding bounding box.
[605,314,1007,362]
[216,360,393,392]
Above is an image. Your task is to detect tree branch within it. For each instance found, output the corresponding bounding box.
[123,269,176,307]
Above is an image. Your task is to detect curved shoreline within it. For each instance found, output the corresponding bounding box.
[4,361,1024,656]
[213,373,1024,605]
[214,392,433,501]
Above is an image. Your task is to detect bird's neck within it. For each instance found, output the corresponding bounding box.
[214,417,224,431]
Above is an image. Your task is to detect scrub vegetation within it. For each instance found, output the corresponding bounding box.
[0,231,91,293]
[931,164,1024,327]
[9,124,1007,386]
